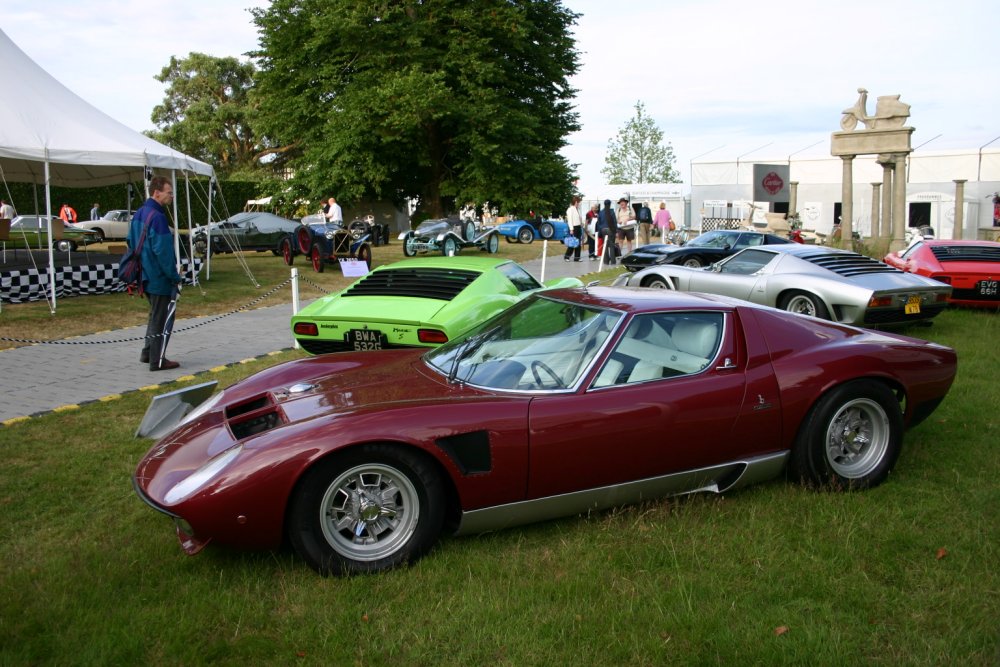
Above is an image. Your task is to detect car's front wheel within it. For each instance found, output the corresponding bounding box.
[643,276,673,290]
[681,257,702,268]
[402,233,417,257]
[92,228,106,243]
[517,227,534,244]
[287,445,445,575]
[790,380,902,491]
[485,232,500,254]
[280,238,294,266]
[356,242,372,269]
[310,243,325,273]
[539,222,555,239]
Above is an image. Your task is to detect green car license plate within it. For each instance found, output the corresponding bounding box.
[977,280,998,297]
[349,328,383,351]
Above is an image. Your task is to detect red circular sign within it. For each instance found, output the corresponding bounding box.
[763,171,784,195]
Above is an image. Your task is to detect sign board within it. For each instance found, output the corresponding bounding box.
[339,259,370,277]
[753,164,790,202]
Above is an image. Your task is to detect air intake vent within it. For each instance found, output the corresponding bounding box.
[930,245,1000,263]
[225,394,285,440]
[800,251,900,277]
[342,268,480,300]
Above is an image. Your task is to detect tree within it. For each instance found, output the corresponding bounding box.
[601,101,680,184]
[149,53,278,178]
[250,0,581,216]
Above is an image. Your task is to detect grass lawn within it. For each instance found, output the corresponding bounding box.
[1,245,998,664]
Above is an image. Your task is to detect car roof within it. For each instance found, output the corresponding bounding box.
[371,256,515,272]
[539,285,740,313]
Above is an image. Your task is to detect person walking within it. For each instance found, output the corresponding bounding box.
[585,203,600,258]
[653,202,674,243]
[563,195,583,262]
[601,199,618,265]
[59,203,78,225]
[636,201,653,246]
[616,197,635,255]
[128,176,182,371]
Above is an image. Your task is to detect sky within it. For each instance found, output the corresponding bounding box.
[4,0,998,192]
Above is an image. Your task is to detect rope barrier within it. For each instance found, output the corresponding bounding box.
[0,277,294,346]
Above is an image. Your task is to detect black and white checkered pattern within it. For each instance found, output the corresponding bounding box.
[1,259,202,304]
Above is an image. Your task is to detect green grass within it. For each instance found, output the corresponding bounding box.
[1,266,998,664]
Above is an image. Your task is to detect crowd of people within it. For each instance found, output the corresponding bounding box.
[563,197,674,265]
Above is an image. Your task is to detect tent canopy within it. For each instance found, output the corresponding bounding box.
[0,28,214,187]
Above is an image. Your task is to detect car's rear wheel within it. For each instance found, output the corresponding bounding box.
[297,227,314,255]
[517,227,533,244]
[485,232,500,254]
[539,222,555,239]
[92,228,106,243]
[790,380,902,491]
[280,238,294,266]
[356,242,372,269]
[287,445,445,575]
[779,290,830,320]
[402,233,417,257]
[644,276,673,289]
[442,236,458,256]
[310,243,325,273]
[682,257,702,268]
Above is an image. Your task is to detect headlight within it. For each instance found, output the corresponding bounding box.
[164,444,243,505]
[325,230,335,240]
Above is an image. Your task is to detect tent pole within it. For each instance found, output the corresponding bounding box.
[44,158,56,313]
[171,171,180,277]
[185,173,196,286]
[206,179,213,280]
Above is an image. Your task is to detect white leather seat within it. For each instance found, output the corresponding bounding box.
[673,319,719,359]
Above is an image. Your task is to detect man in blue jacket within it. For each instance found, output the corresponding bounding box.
[128,176,182,371]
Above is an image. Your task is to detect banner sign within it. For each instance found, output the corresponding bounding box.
[753,164,790,202]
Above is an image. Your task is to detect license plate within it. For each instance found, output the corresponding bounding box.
[978,280,998,297]
[904,295,921,315]
[349,328,383,351]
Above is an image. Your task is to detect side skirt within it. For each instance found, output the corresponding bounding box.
[454,451,788,536]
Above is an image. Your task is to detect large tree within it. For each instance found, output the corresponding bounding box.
[602,101,680,184]
[149,53,278,178]
[250,0,581,216]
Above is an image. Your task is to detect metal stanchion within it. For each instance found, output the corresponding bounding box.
[540,239,548,282]
[291,267,300,350]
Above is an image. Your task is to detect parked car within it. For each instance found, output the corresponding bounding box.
[400,217,500,256]
[615,244,952,327]
[291,219,373,272]
[6,215,99,251]
[291,256,583,354]
[883,239,1000,309]
[622,229,792,272]
[496,217,570,244]
[192,212,304,257]
[72,209,132,241]
[133,287,956,576]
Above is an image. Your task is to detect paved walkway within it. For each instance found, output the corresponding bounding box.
[0,249,612,424]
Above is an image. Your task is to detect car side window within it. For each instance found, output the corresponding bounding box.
[498,262,543,292]
[593,312,724,387]
[900,242,922,259]
[718,249,775,275]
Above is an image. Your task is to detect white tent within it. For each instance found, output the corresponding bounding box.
[0,28,215,308]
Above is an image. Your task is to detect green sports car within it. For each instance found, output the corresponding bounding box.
[291,256,583,354]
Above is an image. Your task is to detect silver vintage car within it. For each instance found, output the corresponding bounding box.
[614,244,952,326]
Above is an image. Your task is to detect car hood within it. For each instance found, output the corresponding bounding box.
[296,293,449,324]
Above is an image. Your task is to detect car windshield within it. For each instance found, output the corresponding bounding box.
[687,231,736,248]
[424,294,623,391]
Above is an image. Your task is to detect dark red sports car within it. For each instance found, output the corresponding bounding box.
[133,287,957,575]
[884,239,1000,308]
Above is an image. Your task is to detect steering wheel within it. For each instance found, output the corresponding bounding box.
[531,360,565,389]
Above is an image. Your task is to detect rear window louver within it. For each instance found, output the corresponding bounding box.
[930,245,1000,263]
[799,251,900,277]
[342,268,481,301]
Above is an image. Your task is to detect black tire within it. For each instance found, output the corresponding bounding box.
[297,227,314,255]
[402,233,417,257]
[789,380,902,491]
[779,290,830,320]
[504,236,515,244]
[92,228,106,243]
[517,227,534,244]
[356,242,372,269]
[681,256,702,268]
[349,220,368,240]
[310,242,325,273]
[643,276,673,290]
[280,238,294,266]
[485,232,500,254]
[462,221,476,242]
[539,222,555,239]
[287,445,445,575]
[441,236,459,256]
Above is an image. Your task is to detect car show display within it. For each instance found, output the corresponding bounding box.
[621,229,792,272]
[495,217,570,244]
[883,239,1000,308]
[291,256,582,354]
[6,215,100,251]
[616,243,953,326]
[72,209,132,241]
[133,287,956,576]
[192,212,304,257]
[400,217,500,256]
[290,217,375,273]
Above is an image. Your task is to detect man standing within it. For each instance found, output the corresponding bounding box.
[90,203,100,220]
[326,197,343,225]
[563,195,583,262]
[615,197,635,255]
[0,199,14,220]
[601,199,618,265]
[128,176,182,371]
[636,202,653,246]
[59,202,78,224]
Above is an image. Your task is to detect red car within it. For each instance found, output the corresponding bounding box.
[133,288,957,575]
[884,239,1000,308]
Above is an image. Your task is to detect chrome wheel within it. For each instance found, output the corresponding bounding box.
[682,257,702,268]
[318,462,420,563]
[825,398,890,479]
[784,294,819,317]
[645,277,672,289]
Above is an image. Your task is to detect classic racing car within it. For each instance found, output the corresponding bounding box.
[291,256,583,354]
[616,244,953,326]
[495,217,570,244]
[134,287,956,576]
[400,217,500,256]
[288,219,373,273]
